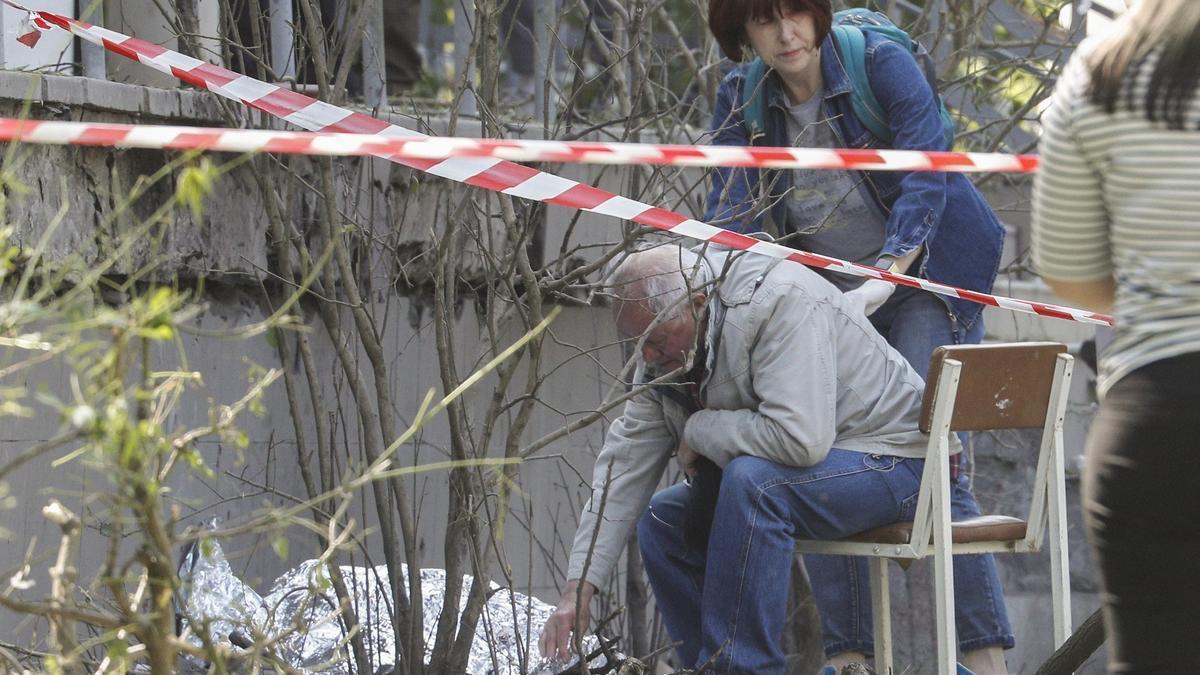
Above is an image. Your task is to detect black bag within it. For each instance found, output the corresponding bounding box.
[683,456,723,553]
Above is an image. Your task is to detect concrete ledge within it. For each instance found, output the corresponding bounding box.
[0,70,43,103]
[41,75,85,106]
[0,71,235,123]
[144,86,181,118]
[0,69,665,140]
[0,71,155,118]
[0,70,441,131]
[81,76,151,115]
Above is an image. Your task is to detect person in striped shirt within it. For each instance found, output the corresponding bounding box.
[1032,0,1200,670]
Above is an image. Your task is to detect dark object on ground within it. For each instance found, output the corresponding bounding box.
[384,1,423,90]
[1035,607,1105,675]
[228,0,362,93]
[683,457,722,552]
[1078,338,1097,373]
[550,639,640,675]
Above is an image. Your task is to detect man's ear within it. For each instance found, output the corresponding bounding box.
[691,292,707,315]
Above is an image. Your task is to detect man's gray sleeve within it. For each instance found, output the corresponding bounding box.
[567,393,674,589]
[683,284,838,468]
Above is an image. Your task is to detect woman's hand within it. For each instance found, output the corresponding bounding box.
[844,278,896,317]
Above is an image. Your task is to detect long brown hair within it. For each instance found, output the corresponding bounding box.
[1089,0,1200,129]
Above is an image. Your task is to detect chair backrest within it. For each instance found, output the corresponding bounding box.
[906,341,1074,559]
[919,342,1069,433]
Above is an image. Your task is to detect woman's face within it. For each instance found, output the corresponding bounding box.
[743,7,820,80]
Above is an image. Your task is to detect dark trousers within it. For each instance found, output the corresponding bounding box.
[1083,352,1200,673]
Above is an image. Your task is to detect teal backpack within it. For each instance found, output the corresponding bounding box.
[741,8,956,148]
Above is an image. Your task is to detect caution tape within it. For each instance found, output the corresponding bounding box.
[3,2,1111,327]
[0,116,1038,173]
[443,142,1039,173]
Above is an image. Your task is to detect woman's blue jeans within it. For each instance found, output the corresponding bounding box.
[638,450,925,674]
[802,286,1014,657]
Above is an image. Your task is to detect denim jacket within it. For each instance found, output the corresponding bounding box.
[702,32,1005,329]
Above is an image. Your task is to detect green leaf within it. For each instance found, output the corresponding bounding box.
[176,158,217,221]
[106,639,128,660]
[0,401,34,417]
[314,568,332,590]
[138,324,175,341]
[271,534,289,560]
[182,448,205,470]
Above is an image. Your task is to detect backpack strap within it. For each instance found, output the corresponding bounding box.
[830,25,892,144]
[741,57,769,145]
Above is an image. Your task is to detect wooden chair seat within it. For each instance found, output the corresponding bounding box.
[845,515,1028,546]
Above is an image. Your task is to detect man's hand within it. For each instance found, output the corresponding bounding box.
[676,439,700,479]
[843,278,896,317]
[539,579,595,662]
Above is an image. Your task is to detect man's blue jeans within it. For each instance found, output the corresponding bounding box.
[802,286,1015,656]
[637,450,925,674]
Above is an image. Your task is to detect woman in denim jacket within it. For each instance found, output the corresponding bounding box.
[700,1,1011,673]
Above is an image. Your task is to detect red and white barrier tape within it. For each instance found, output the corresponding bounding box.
[0,117,1039,173]
[4,3,1111,327]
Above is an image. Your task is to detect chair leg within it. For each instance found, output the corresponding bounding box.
[871,557,893,675]
[1049,450,1073,649]
[934,550,957,674]
[933,473,957,674]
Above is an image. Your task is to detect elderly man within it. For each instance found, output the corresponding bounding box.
[539,244,1005,674]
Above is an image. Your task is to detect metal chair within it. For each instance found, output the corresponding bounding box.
[795,342,1075,675]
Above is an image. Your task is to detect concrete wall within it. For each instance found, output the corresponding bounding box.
[0,70,1106,672]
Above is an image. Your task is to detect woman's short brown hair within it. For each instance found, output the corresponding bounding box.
[707,0,833,63]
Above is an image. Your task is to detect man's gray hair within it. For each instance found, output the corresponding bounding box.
[604,245,710,317]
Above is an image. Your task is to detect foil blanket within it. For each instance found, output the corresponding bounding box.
[177,540,616,674]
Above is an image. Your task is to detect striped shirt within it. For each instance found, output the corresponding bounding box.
[1032,40,1200,397]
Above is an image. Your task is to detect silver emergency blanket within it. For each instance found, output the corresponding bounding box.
[176,539,618,674]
